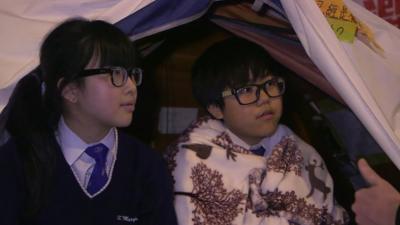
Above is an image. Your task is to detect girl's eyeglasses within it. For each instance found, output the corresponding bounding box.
[77,66,142,87]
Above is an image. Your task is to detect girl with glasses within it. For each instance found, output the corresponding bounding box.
[0,18,177,225]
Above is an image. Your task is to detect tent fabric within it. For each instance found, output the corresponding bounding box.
[281,0,400,169]
[0,0,154,112]
[217,1,289,28]
[116,0,215,41]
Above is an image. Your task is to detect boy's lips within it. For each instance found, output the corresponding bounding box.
[256,110,274,120]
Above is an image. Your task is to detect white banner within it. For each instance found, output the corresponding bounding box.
[281,0,400,168]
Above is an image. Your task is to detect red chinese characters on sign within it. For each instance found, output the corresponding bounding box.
[360,0,400,27]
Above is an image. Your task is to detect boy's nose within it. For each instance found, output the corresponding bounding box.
[257,88,270,105]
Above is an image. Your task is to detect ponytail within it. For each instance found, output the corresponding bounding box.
[6,69,57,219]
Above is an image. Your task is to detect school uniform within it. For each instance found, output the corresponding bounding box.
[0,118,177,225]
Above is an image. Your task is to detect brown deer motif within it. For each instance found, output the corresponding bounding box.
[305,159,331,201]
[181,144,212,159]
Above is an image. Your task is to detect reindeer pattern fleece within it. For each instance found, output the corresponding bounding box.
[165,117,348,225]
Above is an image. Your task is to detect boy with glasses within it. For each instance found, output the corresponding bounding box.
[165,38,348,225]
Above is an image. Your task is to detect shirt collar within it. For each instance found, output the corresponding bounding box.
[253,125,292,153]
[56,116,115,166]
[225,124,292,155]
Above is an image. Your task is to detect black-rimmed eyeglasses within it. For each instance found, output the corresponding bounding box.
[221,77,285,105]
[77,66,142,87]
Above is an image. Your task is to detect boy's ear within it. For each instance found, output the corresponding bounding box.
[58,79,78,103]
[207,104,224,120]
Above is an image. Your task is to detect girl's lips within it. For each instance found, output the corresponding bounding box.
[121,103,135,112]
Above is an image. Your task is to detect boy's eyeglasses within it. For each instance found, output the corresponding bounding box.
[222,77,285,105]
[77,66,142,87]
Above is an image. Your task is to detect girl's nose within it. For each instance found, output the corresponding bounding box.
[123,76,137,94]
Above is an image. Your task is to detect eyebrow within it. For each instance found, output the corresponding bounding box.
[244,75,276,86]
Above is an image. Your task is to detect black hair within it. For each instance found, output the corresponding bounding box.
[192,37,286,109]
[5,18,138,219]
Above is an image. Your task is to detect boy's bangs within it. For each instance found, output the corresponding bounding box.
[248,56,274,81]
[226,61,270,88]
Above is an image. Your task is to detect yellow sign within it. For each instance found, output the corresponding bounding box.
[316,0,384,54]
[327,17,357,42]
[316,0,357,42]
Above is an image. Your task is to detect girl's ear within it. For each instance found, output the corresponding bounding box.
[207,104,224,120]
[58,79,78,103]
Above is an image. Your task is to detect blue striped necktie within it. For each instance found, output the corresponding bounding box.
[251,146,266,156]
[85,143,109,195]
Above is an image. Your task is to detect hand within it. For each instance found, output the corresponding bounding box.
[352,158,400,225]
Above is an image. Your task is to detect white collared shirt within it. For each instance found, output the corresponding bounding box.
[55,116,117,195]
[226,124,292,157]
